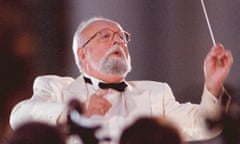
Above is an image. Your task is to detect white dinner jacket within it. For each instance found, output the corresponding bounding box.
[10,74,228,142]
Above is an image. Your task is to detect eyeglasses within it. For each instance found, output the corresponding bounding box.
[82,28,131,48]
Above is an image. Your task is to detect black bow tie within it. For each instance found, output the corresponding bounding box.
[83,76,127,92]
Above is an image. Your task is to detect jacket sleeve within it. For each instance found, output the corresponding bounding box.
[160,84,230,141]
[9,75,74,129]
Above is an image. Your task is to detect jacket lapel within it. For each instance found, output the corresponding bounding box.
[124,83,152,117]
[63,75,89,103]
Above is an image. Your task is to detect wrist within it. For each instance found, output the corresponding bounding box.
[56,111,67,125]
[83,101,92,118]
[205,83,223,98]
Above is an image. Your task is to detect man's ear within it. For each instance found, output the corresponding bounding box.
[77,48,86,62]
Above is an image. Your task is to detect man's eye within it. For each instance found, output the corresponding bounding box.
[119,33,126,40]
[101,33,111,39]
[119,35,125,40]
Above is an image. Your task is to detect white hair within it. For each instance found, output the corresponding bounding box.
[72,17,117,72]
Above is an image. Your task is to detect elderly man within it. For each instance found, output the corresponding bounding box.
[10,17,233,143]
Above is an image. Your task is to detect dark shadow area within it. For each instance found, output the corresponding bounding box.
[0,1,67,143]
[0,1,37,142]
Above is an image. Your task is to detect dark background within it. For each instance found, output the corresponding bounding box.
[1,0,239,144]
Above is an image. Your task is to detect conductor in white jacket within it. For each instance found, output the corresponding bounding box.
[10,17,233,143]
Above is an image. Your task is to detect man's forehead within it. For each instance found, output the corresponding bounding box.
[82,20,123,36]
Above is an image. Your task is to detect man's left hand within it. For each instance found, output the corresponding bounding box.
[204,44,233,97]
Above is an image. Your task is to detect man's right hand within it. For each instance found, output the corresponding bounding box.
[84,90,112,117]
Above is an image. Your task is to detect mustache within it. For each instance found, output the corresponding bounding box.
[104,44,127,59]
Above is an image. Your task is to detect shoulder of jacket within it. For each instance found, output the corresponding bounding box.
[33,75,74,87]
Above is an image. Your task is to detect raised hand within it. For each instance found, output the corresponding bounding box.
[204,44,233,97]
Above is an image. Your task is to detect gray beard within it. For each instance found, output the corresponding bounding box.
[100,56,129,76]
[86,46,131,77]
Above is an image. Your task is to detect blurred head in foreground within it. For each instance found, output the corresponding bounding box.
[7,122,66,144]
